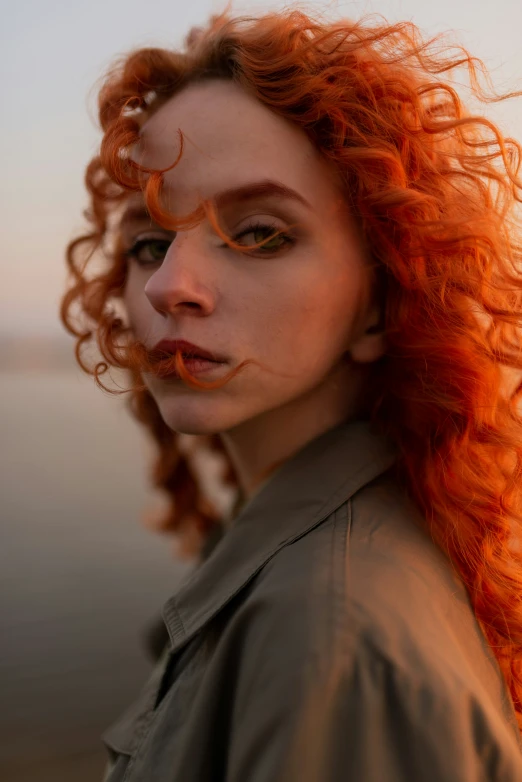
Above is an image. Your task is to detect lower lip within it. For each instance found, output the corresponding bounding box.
[158,357,224,379]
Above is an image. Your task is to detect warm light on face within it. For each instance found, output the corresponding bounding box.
[119,79,379,438]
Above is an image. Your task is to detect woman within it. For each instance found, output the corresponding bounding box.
[60,3,522,779]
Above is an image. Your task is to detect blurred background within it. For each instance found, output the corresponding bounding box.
[1,0,521,780]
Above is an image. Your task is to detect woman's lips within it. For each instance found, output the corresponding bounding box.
[157,356,224,379]
[153,339,226,363]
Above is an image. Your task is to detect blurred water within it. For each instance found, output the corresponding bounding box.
[0,366,193,781]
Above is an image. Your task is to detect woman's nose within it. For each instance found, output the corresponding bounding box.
[144,239,215,316]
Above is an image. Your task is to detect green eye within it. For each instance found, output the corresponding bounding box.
[231,221,296,254]
[124,238,171,265]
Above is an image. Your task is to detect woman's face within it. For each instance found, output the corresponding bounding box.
[121,78,384,436]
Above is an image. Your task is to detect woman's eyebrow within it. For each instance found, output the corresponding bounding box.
[119,178,313,228]
[211,179,312,211]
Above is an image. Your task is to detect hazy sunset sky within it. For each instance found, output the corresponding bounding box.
[3,0,522,337]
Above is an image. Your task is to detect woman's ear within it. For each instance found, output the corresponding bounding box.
[348,304,386,364]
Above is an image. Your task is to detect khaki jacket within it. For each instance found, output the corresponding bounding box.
[101,418,522,781]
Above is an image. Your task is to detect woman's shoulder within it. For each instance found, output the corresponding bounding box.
[226,486,522,768]
[230,476,514,723]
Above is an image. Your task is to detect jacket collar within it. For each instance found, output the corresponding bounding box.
[162,417,398,654]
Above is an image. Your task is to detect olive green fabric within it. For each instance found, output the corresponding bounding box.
[101,418,522,781]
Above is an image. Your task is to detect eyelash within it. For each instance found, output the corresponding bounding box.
[123,221,296,266]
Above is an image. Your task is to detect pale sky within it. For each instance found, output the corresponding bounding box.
[3,0,522,337]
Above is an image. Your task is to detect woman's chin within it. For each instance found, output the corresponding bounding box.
[153,399,232,437]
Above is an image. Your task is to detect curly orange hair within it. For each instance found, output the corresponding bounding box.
[60,2,522,731]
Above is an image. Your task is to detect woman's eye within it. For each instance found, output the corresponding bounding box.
[123,222,295,266]
[124,238,171,265]
[230,222,295,254]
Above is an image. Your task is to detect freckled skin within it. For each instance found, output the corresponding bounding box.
[122,79,386,500]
